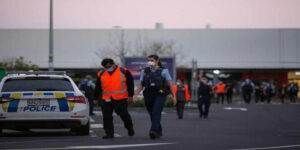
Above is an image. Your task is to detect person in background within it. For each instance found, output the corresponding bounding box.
[215,81,226,104]
[79,75,95,115]
[260,83,266,102]
[133,54,176,139]
[94,58,135,139]
[226,82,233,104]
[278,84,287,104]
[288,82,298,103]
[241,78,254,104]
[264,83,273,104]
[198,77,212,119]
[254,85,261,103]
[173,79,191,119]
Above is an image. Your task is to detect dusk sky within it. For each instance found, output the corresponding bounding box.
[1,0,300,29]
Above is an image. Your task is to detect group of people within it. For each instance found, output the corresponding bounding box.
[79,55,178,140]
[241,79,299,104]
[78,55,299,140]
[212,81,234,104]
[78,55,216,140]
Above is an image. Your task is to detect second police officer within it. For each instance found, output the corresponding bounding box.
[198,77,212,119]
[133,54,176,139]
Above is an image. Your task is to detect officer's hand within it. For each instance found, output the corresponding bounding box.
[133,95,138,103]
[93,100,98,106]
[127,97,133,103]
[172,95,177,106]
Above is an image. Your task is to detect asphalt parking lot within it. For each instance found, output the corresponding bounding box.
[0,101,300,150]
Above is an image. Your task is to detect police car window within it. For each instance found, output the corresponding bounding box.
[1,78,74,92]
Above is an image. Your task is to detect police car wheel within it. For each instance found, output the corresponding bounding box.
[72,121,90,136]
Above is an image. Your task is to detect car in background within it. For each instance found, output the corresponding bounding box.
[0,71,89,135]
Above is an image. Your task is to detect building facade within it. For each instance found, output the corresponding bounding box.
[1,28,300,91]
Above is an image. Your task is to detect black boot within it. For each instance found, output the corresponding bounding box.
[128,128,135,136]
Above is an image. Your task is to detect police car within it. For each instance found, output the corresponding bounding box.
[0,71,90,135]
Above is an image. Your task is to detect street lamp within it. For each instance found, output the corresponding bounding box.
[48,0,54,71]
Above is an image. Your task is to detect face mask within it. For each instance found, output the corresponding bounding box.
[106,67,114,72]
[148,61,155,67]
[176,82,180,85]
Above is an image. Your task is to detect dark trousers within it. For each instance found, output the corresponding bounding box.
[266,95,272,104]
[254,94,260,103]
[86,95,94,115]
[144,91,166,134]
[198,96,211,118]
[260,95,265,102]
[226,93,232,104]
[243,93,251,104]
[217,93,225,104]
[100,99,133,136]
[280,95,285,103]
[176,100,186,118]
[289,94,296,103]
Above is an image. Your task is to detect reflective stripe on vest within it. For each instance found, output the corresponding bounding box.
[100,67,128,100]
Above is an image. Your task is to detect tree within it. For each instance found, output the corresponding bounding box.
[95,30,131,66]
[137,40,179,56]
[135,39,185,66]
[0,57,39,71]
[95,30,185,67]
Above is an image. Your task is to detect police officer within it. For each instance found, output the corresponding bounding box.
[264,83,273,104]
[241,78,254,104]
[173,79,190,119]
[226,82,233,104]
[288,82,298,103]
[79,75,95,115]
[94,58,134,139]
[215,81,226,104]
[198,77,212,119]
[278,84,287,104]
[133,54,176,139]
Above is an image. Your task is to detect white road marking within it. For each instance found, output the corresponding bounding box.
[89,130,97,137]
[114,133,122,137]
[231,144,300,150]
[7,143,175,150]
[0,139,74,145]
[93,111,102,116]
[90,124,103,128]
[2,129,28,134]
[161,111,167,115]
[30,129,70,132]
[224,107,248,111]
[93,111,117,116]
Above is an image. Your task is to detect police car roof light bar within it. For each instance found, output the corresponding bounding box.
[6,71,66,76]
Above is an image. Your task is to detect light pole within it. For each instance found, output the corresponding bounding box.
[191,59,198,101]
[48,0,54,71]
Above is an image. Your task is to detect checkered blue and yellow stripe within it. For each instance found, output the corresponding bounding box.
[0,92,76,112]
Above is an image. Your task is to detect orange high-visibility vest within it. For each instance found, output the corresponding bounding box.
[173,84,191,101]
[216,84,226,94]
[97,67,128,100]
